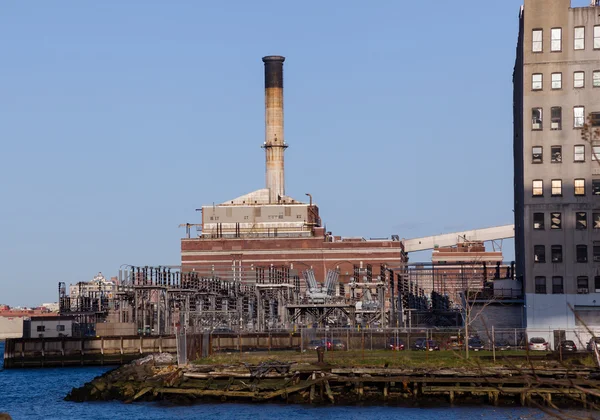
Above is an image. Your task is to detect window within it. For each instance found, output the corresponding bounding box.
[533,180,543,196]
[577,244,588,263]
[575,179,586,196]
[532,29,543,52]
[552,276,564,294]
[574,106,585,128]
[593,179,600,195]
[551,145,562,163]
[575,27,585,50]
[57,325,65,332]
[595,25,600,49]
[574,72,585,88]
[551,179,562,196]
[532,73,543,90]
[534,245,546,263]
[551,212,562,229]
[551,107,562,130]
[578,276,589,294]
[574,145,585,162]
[594,213,600,229]
[594,71,600,87]
[535,276,547,294]
[594,242,600,262]
[551,28,562,51]
[551,245,563,263]
[576,212,587,229]
[36,325,45,332]
[593,145,600,161]
[533,212,545,230]
[592,112,600,127]
[551,72,562,89]
[532,146,543,163]
[532,108,543,130]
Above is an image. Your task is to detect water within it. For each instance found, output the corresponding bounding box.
[0,341,588,419]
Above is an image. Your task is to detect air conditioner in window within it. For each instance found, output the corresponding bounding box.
[551,122,560,129]
[578,288,589,294]
[532,123,541,129]
[594,256,600,262]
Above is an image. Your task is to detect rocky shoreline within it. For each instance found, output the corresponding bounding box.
[65,353,600,408]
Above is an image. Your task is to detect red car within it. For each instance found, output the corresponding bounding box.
[388,337,405,351]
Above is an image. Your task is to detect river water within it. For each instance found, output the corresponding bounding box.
[0,341,592,419]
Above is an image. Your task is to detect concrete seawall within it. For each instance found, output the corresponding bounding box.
[3,332,301,368]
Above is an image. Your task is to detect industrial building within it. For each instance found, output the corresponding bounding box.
[52,56,521,337]
[180,55,405,284]
[513,0,600,336]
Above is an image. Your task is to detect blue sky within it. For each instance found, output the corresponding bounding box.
[4,0,580,306]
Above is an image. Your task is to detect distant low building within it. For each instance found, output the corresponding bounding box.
[69,272,117,300]
[24,316,75,338]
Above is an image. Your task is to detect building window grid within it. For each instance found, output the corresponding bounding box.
[534,245,546,263]
[594,213,600,229]
[577,244,588,263]
[551,72,562,89]
[551,107,562,130]
[594,71,600,88]
[578,276,589,294]
[575,179,586,196]
[533,180,543,196]
[551,245,563,263]
[574,145,585,162]
[574,72,585,88]
[551,146,562,163]
[552,276,564,294]
[532,73,543,90]
[535,276,546,294]
[533,212,545,230]
[532,29,543,52]
[574,27,585,50]
[532,108,543,130]
[551,212,562,229]
[574,106,585,128]
[593,145,600,161]
[594,243,600,262]
[532,146,543,163]
[595,25,600,49]
[551,179,562,196]
[593,179,600,195]
[551,28,562,52]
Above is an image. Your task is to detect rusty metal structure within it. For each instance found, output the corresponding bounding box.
[57,260,519,336]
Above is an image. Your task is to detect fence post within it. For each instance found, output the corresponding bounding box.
[492,325,496,362]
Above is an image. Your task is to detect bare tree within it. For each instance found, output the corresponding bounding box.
[581,113,600,159]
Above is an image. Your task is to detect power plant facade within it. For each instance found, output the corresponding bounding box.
[181,55,405,283]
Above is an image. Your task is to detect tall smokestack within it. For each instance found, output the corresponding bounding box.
[262,55,287,204]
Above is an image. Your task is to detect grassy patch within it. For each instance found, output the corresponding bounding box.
[192,349,594,370]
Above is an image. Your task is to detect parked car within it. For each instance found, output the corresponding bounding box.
[528,337,549,351]
[387,337,405,351]
[331,339,346,351]
[446,336,463,350]
[413,338,439,351]
[468,338,485,352]
[557,340,577,352]
[307,339,332,350]
[493,339,511,351]
[587,337,600,352]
